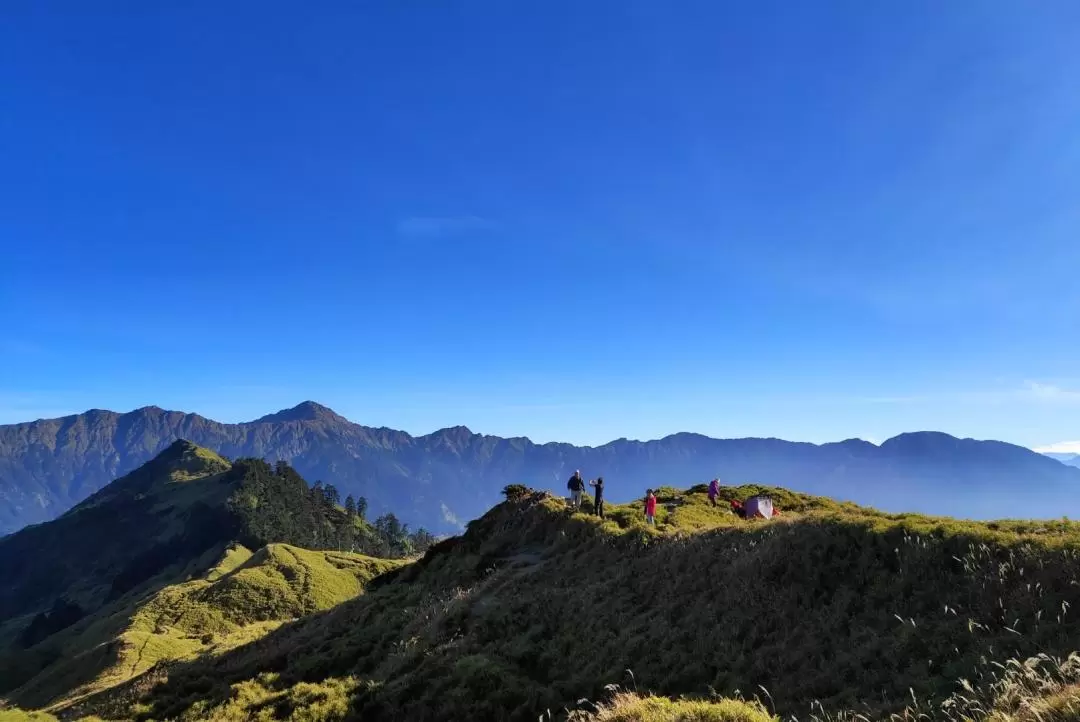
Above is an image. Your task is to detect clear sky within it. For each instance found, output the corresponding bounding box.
[3,1,1080,449]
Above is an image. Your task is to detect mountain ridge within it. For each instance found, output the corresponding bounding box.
[2,401,1079,538]
[0,443,411,710]
[1044,451,1080,468]
[0,400,1023,450]
[67,483,1080,722]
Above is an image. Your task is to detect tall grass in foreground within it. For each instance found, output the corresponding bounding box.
[569,653,1080,722]
[0,709,104,721]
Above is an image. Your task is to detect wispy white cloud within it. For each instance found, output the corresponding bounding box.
[850,395,932,404]
[396,215,498,239]
[840,381,1080,407]
[1034,441,1080,454]
[440,503,465,530]
[1021,381,1080,403]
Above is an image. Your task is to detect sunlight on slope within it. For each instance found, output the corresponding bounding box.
[10,543,404,713]
[98,484,1080,722]
[570,693,777,722]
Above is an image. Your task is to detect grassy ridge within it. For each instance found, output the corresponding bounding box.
[0,445,239,703]
[72,484,1080,721]
[0,442,424,713]
[6,543,404,713]
[0,442,235,630]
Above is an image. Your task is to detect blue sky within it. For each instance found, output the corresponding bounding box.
[3,1,1080,449]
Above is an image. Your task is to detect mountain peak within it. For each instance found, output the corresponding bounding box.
[163,438,200,454]
[252,401,346,424]
[880,431,960,449]
[151,439,231,480]
[65,440,230,516]
[434,425,474,440]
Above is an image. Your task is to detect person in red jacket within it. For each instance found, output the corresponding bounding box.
[645,489,658,526]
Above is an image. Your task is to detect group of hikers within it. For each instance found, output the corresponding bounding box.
[566,470,613,519]
[566,471,776,524]
[567,470,659,523]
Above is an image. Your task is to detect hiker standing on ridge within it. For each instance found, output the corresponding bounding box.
[589,476,605,519]
[708,478,720,507]
[644,489,657,526]
[567,470,586,510]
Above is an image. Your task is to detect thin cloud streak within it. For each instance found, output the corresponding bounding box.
[1034,441,1080,454]
[1023,381,1080,403]
[837,381,1080,407]
[396,215,498,239]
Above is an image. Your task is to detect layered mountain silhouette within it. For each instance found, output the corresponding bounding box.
[1043,452,1080,469]
[2,402,1080,538]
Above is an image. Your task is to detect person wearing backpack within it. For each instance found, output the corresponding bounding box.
[708,478,720,507]
[589,476,605,519]
[567,470,586,509]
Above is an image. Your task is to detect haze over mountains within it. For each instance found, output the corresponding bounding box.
[11,444,1080,720]
[2,401,1079,538]
[1042,452,1080,469]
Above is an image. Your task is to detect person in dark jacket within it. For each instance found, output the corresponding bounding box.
[589,476,605,519]
[567,470,586,509]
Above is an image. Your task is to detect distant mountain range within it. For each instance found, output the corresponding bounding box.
[1043,452,1080,469]
[3,401,1080,537]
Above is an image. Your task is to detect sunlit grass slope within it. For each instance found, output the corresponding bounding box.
[570,692,779,722]
[7,542,404,713]
[75,483,1080,722]
[0,441,234,632]
[0,440,418,715]
[0,709,106,722]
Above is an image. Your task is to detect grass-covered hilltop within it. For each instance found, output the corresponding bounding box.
[7,452,1080,722]
[0,442,426,717]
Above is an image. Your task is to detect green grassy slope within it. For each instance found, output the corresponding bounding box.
[75,484,1080,722]
[0,441,416,717]
[0,442,238,700]
[4,542,404,713]
[0,441,233,627]
[570,693,778,722]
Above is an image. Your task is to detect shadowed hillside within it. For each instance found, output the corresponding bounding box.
[0,441,236,629]
[3,542,403,713]
[0,443,419,713]
[3,403,1080,539]
[69,485,1080,722]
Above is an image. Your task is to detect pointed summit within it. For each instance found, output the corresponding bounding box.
[252,401,347,424]
[66,440,230,515]
[155,438,226,468]
[135,439,231,483]
[161,438,200,456]
[430,425,475,448]
[129,405,167,415]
